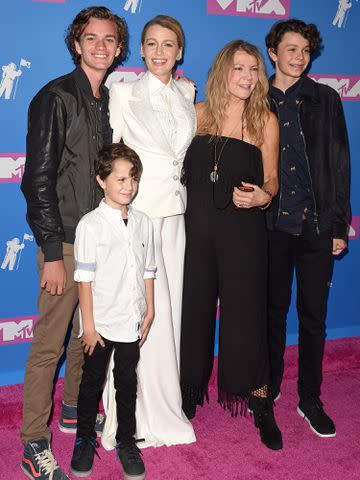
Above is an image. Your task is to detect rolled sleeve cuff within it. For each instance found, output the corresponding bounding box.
[41,241,63,262]
[74,260,96,282]
[144,266,157,279]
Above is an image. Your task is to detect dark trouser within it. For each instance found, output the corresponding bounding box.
[267,226,333,400]
[77,337,139,444]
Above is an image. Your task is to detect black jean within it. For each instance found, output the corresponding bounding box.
[267,226,333,400]
[77,336,139,444]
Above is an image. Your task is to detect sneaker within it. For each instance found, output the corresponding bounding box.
[70,437,99,478]
[297,397,336,438]
[116,440,146,480]
[58,401,105,436]
[21,438,70,480]
[249,397,283,451]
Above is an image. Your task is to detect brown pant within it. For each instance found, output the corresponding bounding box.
[21,243,84,444]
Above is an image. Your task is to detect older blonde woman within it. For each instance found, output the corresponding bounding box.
[180,40,282,450]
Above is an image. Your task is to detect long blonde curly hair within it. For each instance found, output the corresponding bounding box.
[198,40,269,147]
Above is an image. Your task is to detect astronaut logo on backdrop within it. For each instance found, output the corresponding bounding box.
[0,316,37,345]
[207,0,290,17]
[332,0,357,29]
[0,59,30,100]
[309,75,360,101]
[123,0,143,14]
[1,234,34,272]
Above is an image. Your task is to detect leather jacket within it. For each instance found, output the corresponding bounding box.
[21,67,107,261]
[267,75,350,240]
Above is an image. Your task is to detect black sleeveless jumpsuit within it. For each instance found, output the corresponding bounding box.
[180,135,269,415]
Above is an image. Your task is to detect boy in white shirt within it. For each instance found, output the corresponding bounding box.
[70,143,156,479]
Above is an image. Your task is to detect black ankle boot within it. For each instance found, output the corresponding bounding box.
[249,396,283,450]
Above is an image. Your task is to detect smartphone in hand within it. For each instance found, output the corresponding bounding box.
[238,185,254,192]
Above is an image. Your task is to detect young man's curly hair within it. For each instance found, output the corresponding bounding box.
[266,19,322,64]
[65,6,128,68]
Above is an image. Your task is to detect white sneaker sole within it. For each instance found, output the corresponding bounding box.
[297,406,336,438]
[58,423,103,437]
[122,470,146,480]
[70,466,92,478]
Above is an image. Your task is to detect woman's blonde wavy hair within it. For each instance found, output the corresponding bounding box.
[198,40,269,146]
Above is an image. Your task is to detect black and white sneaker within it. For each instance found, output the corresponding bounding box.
[297,397,336,438]
[21,438,70,480]
[58,401,105,436]
[116,440,146,480]
[70,437,99,477]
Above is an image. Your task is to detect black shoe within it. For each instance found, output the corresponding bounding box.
[297,397,336,438]
[70,437,99,477]
[116,439,146,480]
[59,401,105,436]
[249,397,283,450]
[21,438,70,479]
[183,402,197,420]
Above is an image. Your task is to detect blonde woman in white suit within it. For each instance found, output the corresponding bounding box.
[101,15,196,449]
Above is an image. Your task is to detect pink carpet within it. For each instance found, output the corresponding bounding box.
[1,337,360,480]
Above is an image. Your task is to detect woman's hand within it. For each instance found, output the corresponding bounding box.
[233,182,272,209]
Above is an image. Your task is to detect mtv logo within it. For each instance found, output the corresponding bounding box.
[207,0,290,18]
[309,75,360,101]
[106,68,146,88]
[0,316,38,345]
[106,67,184,89]
[349,217,360,240]
[0,153,26,183]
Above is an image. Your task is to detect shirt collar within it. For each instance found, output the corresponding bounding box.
[99,198,132,221]
[73,66,108,101]
[147,71,174,96]
[269,75,304,99]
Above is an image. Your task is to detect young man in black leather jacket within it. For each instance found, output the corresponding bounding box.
[20,7,127,479]
[265,19,350,440]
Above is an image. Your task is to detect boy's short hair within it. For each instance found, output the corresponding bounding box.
[266,19,322,58]
[65,6,128,67]
[96,143,143,181]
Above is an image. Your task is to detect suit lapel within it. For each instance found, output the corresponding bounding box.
[129,72,174,156]
[172,80,197,148]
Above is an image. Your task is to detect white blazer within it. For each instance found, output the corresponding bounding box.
[109,71,196,218]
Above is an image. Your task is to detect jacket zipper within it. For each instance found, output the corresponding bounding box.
[90,99,100,210]
[297,100,320,234]
[271,98,283,226]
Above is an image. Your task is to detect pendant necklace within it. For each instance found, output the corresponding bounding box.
[210,137,230,183]
[210,111,245,184]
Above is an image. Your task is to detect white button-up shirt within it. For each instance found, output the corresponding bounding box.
[74,200,156,343]
[148,72,192,158]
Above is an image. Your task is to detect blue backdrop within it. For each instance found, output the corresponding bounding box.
[0,0,359,386]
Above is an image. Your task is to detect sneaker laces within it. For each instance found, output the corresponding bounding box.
[117,442,143,464]
[34,449,59,479]
[75,437,100,459]
[303,397,324,416]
